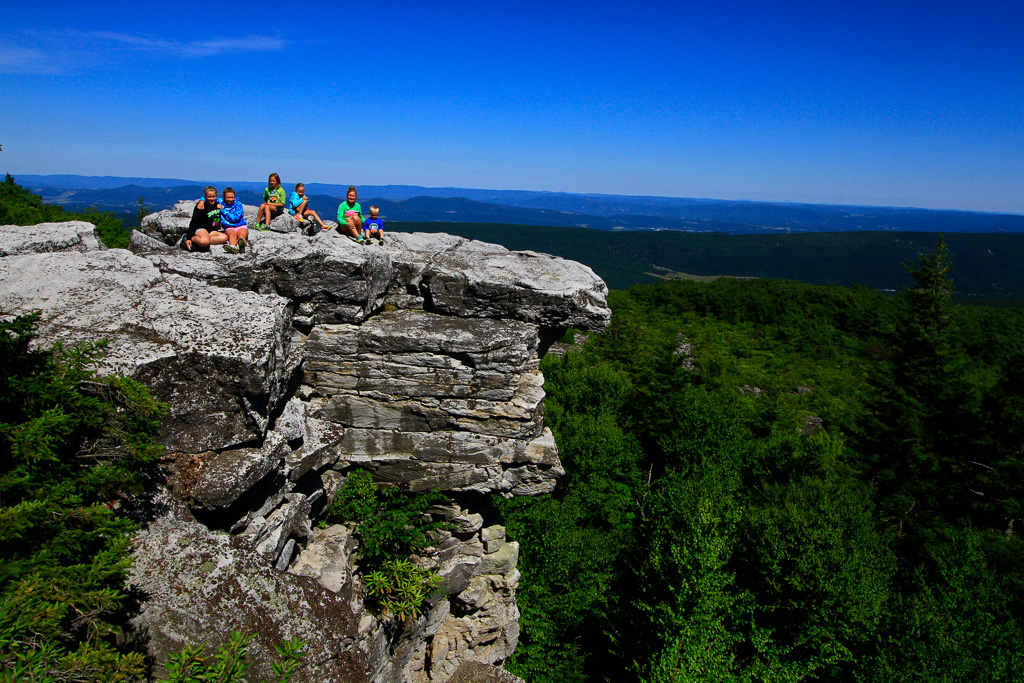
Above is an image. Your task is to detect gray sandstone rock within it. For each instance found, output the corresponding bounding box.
[384,232,610,331]
[129,492,368,682]
[429,571,521,682]
[251,492,314,562]
[129,228,174,253]
[0,248,295,452]
[140,199,196,245]
[447,661,526,683]
[333,427,561,494]
[190,430,290,509]
[0,221,106,255]
[141,230,392,323]
[290,524,359,596]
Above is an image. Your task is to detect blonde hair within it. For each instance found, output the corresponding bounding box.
[204,185,217,197]
[370,205,379,212]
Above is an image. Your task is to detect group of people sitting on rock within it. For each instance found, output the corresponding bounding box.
[182,173,385,253]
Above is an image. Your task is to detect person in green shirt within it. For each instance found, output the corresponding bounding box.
[337,186,364,241]
[257,172,286,228]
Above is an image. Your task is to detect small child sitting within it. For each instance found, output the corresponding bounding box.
[363,205,385,244]
[286,182,329,235]
[220,187,249,253]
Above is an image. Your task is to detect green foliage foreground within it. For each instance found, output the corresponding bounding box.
[0,313,166,679]
[500,243,1024,682]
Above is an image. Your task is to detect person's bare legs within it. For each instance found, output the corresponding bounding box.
[345,216,363,238]
[304,209,328,229]
[208,231,228,245]
[188,229,213,250]
[258,203,273,225]
[223,227,249,246]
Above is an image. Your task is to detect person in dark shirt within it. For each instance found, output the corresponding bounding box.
[182,186,228,251]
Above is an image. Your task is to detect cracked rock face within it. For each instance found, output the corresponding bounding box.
[0,249,295,452]
[129,493,368,682]
[383,232,611,331]
[0,218,609,682]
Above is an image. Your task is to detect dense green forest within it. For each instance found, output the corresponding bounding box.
[499,239,1024,681]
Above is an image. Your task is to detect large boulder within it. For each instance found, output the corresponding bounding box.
[0,245,295,452]
[140,199,199,245]
[129,493,369,682]
[137,230,392,324]
[1,219,613,681]
[383,233,610,331]
[0,221,106,255]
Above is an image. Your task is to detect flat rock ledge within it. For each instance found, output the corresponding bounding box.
[0,217,607,682]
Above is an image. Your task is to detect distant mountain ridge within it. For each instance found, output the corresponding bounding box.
[12,174,1024,234]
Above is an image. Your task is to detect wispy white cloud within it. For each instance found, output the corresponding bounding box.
[0,29,286,74]
[78,30,286,57]
[0,44,67,74]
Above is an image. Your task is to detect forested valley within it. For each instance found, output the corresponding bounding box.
[500,239,1024,682]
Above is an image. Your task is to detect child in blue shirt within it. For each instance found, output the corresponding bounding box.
[362,205,385,244]
[286,182,328,235]
[220,187,249,253]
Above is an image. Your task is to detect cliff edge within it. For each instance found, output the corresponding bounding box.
[0,212,610,683]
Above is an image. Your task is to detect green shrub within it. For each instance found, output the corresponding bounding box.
[0,311,165,680]
[364,559,443,622]
[161,631,305,683]
[324,470,448,620]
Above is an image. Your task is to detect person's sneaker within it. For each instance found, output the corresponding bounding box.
[377,238,385,245]
[223,244,240,254]
[237,238,247,253]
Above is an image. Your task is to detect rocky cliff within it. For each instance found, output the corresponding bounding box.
[0,207,610,682]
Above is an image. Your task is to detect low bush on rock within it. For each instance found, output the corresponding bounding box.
[323,470,447,620]
[162,630,305,683]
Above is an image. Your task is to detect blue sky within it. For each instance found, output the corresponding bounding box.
[2,0,1022,213]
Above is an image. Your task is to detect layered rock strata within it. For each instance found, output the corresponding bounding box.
[0,214,610,682]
